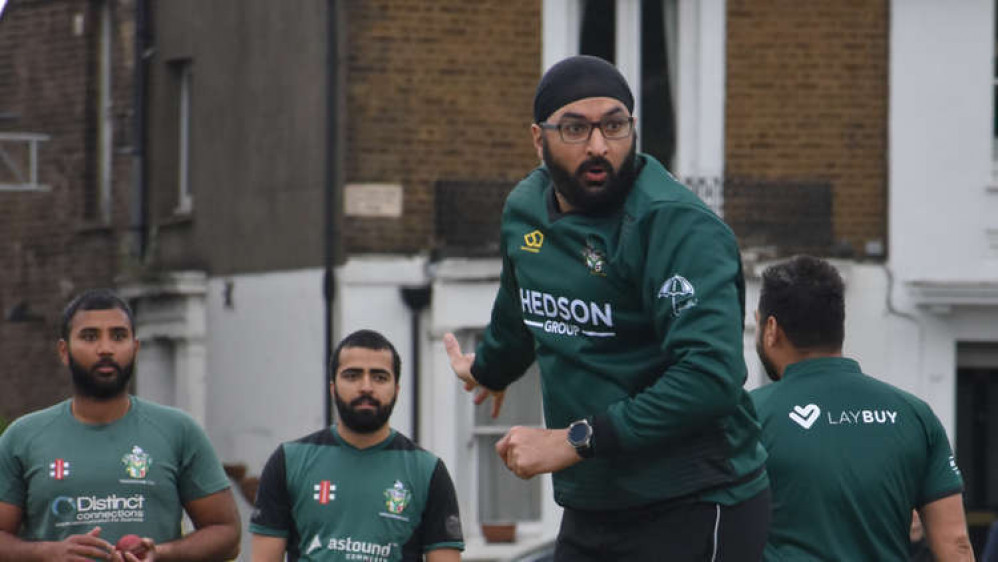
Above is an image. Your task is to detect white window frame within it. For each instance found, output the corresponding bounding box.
[454,330,555,541]
[993,0,998,179]
[542,0,727,183]
[97,0,113,223]
[176,61,193,214]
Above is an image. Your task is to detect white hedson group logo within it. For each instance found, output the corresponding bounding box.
[789,403,900,430]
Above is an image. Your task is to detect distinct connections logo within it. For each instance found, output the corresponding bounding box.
[789,404,821,429]
[121,446,152,479]
[657,275,698,317]
[313,480,336,504]
[520,230,544,253]
[49,459,71,480]
[49,494,146,527]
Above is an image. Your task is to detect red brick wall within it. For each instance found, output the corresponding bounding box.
[0,0,135,420]
[725,0,888,257]
[343,0,541,253]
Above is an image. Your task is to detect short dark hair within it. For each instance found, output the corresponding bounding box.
[329,329,401,383]
[60,288,135,340]
[758,255,845,351]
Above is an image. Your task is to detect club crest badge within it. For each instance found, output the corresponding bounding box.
[384,480,411,515]
[122,446,152,479]
[582,242,606,276]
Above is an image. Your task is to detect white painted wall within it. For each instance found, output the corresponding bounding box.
[336,255,431,442]
[890,0,998,280]
[886,0,998,441]
[205,269,326,475]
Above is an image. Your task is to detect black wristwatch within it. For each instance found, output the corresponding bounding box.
[567,418,594,459]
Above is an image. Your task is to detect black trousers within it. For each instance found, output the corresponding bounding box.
[553,487,771,562]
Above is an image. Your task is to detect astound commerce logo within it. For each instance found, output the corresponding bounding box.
[49,494,146,527]
[324,536,396,562]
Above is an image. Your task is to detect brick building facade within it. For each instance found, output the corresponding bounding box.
[343,0,540,254]
[0,0,136,420]
[725,0,889,258]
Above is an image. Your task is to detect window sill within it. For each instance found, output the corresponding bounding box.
[159,211,194,228]
[74,221,114,235]
[460,533,553,562]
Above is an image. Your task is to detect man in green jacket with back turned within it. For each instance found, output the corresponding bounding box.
[444,55,769,561]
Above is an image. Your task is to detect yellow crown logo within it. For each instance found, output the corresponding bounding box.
[521,230,544,253]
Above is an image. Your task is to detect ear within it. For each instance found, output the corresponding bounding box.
[531,123,544,161]
[763,316,781,348]
[58,339,70,366]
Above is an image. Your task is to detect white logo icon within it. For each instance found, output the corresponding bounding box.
[789,404,821,429]
[305,535,323,554]
[657,275,698,317]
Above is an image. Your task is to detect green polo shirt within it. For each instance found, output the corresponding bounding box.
[751,357,964,561]
[0,397,230,546]
[250,427,464,561]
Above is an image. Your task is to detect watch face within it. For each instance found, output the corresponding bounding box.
[569,421,590,445]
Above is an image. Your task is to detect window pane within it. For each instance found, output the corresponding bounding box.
[477,434,543,522]
[641,0,677,169]
[579,0,614,63]
[474,362,542,426]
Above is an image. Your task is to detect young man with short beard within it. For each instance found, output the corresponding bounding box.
[0,289,241,561]
[250,330,464,562]
[751,256,973,561]
[444,55,769,560]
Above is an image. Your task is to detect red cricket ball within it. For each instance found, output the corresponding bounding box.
[115,534,148,559]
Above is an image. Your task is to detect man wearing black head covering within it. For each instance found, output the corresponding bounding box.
[444,55,770,561]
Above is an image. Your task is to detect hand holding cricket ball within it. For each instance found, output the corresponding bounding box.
[115,534,151,561]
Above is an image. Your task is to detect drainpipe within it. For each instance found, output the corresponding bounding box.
[324,0,346,426]
[130,0,149,259]
[400,285,432,443]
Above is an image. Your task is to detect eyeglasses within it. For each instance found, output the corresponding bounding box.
[538,116,634,144]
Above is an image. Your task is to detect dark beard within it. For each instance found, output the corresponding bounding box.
[334,388,397,434]
[543,138,637,216]
[756,333,781,382]
[69,354,134,399]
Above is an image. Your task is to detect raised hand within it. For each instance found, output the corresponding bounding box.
[443,332,506,418]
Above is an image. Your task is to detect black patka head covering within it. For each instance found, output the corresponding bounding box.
[533,55,635,124]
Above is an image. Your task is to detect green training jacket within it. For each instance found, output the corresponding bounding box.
[472,154,766,510]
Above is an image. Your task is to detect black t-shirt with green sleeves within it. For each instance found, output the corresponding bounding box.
[250,427,464,562]
[751,357,964,562]
[471,153,767,510]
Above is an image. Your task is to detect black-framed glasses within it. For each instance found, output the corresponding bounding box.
[538,116,634,144]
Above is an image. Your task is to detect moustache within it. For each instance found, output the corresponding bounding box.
[350,396,380,408]
[576,156,614,176]
[92,360,121,374]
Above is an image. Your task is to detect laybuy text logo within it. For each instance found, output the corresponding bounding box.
[789,403,900,430]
